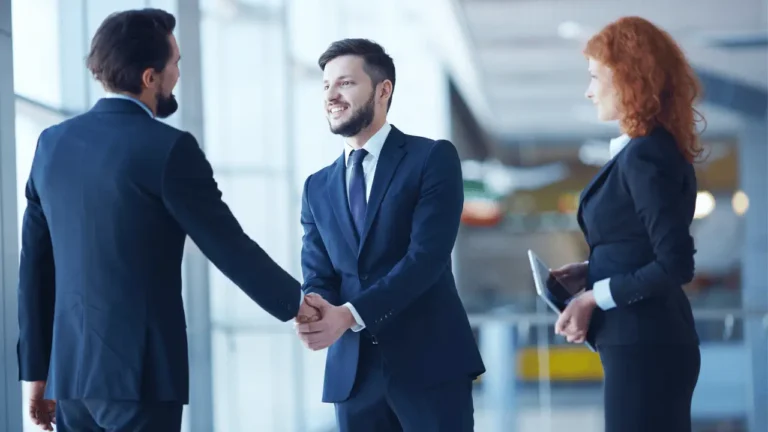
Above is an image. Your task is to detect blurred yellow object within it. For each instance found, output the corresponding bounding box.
[517,346,604,381]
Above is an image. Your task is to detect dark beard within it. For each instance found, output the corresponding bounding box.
[329,91,375,137]
[155,92,178,118]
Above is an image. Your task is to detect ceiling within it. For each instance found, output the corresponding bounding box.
[456,0,768,140]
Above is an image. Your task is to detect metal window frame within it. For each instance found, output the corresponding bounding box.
[1,0,22,428]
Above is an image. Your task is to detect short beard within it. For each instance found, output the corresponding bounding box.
[328,91,375,137]
[155,91,178,118]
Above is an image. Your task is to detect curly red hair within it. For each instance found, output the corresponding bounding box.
[584,16,705,162]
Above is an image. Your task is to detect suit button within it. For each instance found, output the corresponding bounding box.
[361,274,368,280]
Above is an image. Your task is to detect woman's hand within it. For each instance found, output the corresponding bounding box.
[555,290,597,343]
[551,261,589,295]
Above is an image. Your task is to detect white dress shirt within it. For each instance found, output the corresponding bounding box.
[608,134,631,159]
[341,122,392,331]
[592,133,631,310]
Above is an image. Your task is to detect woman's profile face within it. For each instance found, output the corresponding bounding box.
[585,57,620,122]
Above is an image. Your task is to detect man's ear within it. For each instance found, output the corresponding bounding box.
[378,80,393,104]
[140,68,156,90]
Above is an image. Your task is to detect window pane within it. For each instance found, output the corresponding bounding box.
[200,13,287,170]
[11,0,61,107]
[209,174,297,325]
[210,330,339,431]
[300,346,335,429]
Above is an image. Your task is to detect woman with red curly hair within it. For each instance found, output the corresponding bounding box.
[552,16,703,432]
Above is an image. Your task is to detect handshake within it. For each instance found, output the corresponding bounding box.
[293,293,358,351]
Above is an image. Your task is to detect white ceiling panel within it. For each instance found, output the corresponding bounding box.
[457,0,767,137]
[464,0,766,40]
[478,46,585,73]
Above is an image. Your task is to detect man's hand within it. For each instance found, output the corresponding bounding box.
[27,381,56,431]
[555,290,597,344]
[295,293,356,351]
[295,295,321,324]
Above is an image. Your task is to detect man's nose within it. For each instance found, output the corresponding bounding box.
[325,94,335,104]
[325,87,339,102]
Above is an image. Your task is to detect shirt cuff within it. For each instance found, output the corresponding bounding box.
[343,303,365,332]
[593,278,617,310]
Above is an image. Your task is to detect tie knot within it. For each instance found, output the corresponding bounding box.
[349,149,368,166]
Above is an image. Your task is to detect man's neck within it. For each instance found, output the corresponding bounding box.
[112,90,157,116]
[345,118,387,149]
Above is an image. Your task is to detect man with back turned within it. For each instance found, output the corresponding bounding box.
[17,9,314,431]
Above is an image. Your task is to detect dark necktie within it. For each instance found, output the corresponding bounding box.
[348,149,369,236]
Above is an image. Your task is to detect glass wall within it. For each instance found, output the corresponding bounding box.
[199,2,309,430]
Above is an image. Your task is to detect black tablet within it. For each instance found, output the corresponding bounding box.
[528,249,596,352]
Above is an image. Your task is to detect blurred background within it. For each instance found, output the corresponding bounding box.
[1,0,766,431]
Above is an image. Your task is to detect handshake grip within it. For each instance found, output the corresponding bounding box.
[297,293,325,323]
[293,294,358,351]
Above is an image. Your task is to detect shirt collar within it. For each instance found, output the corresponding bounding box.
[105,92,155,118]
[344,123,392,166]
[609,134,631,159]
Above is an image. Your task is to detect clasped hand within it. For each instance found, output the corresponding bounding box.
[294,293,356,351]
[551,262,597,344]
[555,291,597,343]
[27,381,56,431]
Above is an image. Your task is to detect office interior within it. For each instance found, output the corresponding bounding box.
[1,0,766,431]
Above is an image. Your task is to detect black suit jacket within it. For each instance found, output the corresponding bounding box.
[17,98,301,402]
[578,127,699,347]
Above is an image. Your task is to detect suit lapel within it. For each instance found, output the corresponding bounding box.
[577,156,618,230]
[326,155,359,253]
[358,127,407,252]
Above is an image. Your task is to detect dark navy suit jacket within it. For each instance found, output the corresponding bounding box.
[17,98,302,403]
[578,127,699,347]
[300,126,485,403]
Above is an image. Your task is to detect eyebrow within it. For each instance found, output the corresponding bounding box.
[323,75,354,83]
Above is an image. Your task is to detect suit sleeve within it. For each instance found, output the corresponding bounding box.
[162,133,301,321]
[17,143,56,382]
[299,175,341,306]
[605,138,696,307]
[350,140,464,335]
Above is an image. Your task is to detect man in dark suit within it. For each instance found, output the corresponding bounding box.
[295,39,485,432]
[17,9,315,431]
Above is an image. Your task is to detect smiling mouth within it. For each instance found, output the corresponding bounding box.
[329,105,348,115]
